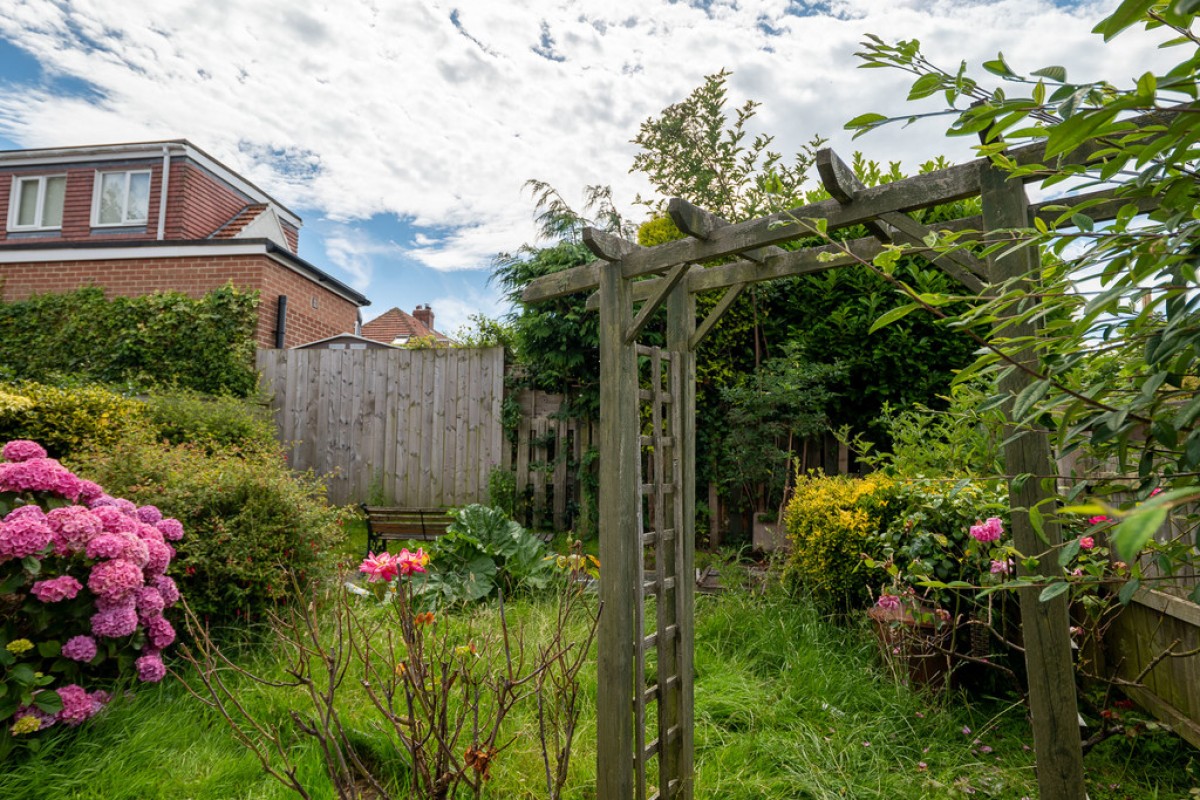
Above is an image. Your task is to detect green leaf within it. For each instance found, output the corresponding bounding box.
[1118,578,1142,606]
[1058,538,1081,567]
[1031,65,1068,82]
[1071,213,1094,232]
[1114,505,1169,563]
[1093,0,1156,41]
[1136,71,1158,100]
[845,112,888,130]
[1039,581,1071,602]
[33,690,63,716]
[983,53,1018,78]
[908,73,944,100]
[36,640,61,659]
[21,556,41,577]
[1011,380,1050,422]
[868,302,920,334]
[1045,109,1119,158]
[1174,0,1200,13]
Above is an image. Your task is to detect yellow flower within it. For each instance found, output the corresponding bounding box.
[10,715,40,735]
[6,639,34,655]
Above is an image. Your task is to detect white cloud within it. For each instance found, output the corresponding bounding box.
[0,0,1180,283]
[428,289,510,339]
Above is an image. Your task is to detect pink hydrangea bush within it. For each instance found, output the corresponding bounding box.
[0,440,184,739]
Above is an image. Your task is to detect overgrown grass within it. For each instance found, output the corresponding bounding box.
[2,586,1196,799]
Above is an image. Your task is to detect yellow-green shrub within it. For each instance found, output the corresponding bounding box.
[783,471,895,611]
[0,382,146,458]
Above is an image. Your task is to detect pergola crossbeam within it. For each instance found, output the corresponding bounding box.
[669,198,781,263]
[625,261,691,344]
[689,283,746,351]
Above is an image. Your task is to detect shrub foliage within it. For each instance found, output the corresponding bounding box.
[0,285,259,396]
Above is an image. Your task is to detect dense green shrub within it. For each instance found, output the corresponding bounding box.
[0,285,259,396]
[141,391,277,453]
[71,437,346,627]
[782,472,896,611]
[0,382,146,460]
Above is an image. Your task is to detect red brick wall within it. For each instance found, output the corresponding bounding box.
[0,157,263,245]
[0,254,359,348]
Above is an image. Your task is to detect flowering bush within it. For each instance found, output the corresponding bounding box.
[782,471,896,610]
[0,439,183,746]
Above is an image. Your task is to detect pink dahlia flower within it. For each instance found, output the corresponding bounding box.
[62,635,98,662]
[2,440,47,462]
[31,575,83,603]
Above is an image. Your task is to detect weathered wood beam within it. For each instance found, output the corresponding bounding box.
[815,149,894,242]
[981,165,1086,800]
[583,227,640,261]
[819,148,985,292]
[688,283,746,351]
[625,261,689,344]
[668,198,776,263]
[526,109,1179,304]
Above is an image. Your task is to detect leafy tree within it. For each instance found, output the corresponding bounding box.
[847,0,1200,576]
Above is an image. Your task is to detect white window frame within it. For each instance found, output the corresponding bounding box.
[8,174,67,231]
[90,169,152,228]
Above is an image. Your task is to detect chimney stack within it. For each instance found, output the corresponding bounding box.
[413,304,434,331]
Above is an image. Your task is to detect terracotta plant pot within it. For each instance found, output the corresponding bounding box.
[868,604,954,691]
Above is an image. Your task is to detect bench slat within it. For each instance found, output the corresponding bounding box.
[361,504,455,555]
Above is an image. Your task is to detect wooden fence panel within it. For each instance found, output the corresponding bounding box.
[507,389,597,532]
[256,347,505,507]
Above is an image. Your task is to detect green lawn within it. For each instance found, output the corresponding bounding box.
[2,584,1196,799]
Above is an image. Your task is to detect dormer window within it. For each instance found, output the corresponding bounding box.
[9,175,66,231]
[92,170,151,227]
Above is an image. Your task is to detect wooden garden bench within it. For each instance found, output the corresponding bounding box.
[360,505,456,554]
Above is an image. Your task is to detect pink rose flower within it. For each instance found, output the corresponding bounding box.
[990,559,1011,575]
[969,517,1004,544]
[1088,515,1109,525]
[1079,536,1094,550]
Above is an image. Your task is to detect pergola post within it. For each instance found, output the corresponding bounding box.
[666,280,696,800]
[980,165,1086,799]
[597,258,639,799]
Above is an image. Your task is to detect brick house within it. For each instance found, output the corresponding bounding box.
[361,305,452,345]
[0,140,369,347]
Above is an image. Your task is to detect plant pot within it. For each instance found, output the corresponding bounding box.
[752,513,788,553]
[868,605,953,691]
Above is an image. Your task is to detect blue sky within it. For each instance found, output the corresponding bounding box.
[0,0,1167,334]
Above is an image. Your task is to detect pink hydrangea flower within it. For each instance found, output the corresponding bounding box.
[876,594,902,612]
[0,513,54,559]
[969,517,1004,544]
[5,505,46,523]
[91,605,139,638]
[134,586,166,618]
[91,506,137,536]
[95,592,136,613]
[135,522,165,545]
[2,440,47,462]
[360,551,399,582]
[56,684,105,726]
[0,457,82,500]
[31,575,83,603]
[75,480,104,505]
[135,505,163,524]
[86,534,129,561]
[143,540,172,576]
[47,506,103,553]
[135,651,167,683]
[144,615,176,649]
[156,518,184,542]
[88,559,144,598]
[1079,536,1094,550]
[62,635,98,662]
[151,575,180,606]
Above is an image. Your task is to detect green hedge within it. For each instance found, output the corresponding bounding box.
[0,284,259,396]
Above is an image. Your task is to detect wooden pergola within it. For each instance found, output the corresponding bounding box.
[521,139,1146,800]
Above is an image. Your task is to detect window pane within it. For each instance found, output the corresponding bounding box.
[99,173,124,224]
[126,172,150,223]
[16,180,39,227]
[42,177,66,228]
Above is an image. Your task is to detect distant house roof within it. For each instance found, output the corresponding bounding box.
[361,306,450,345]
[291,332,394,350]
